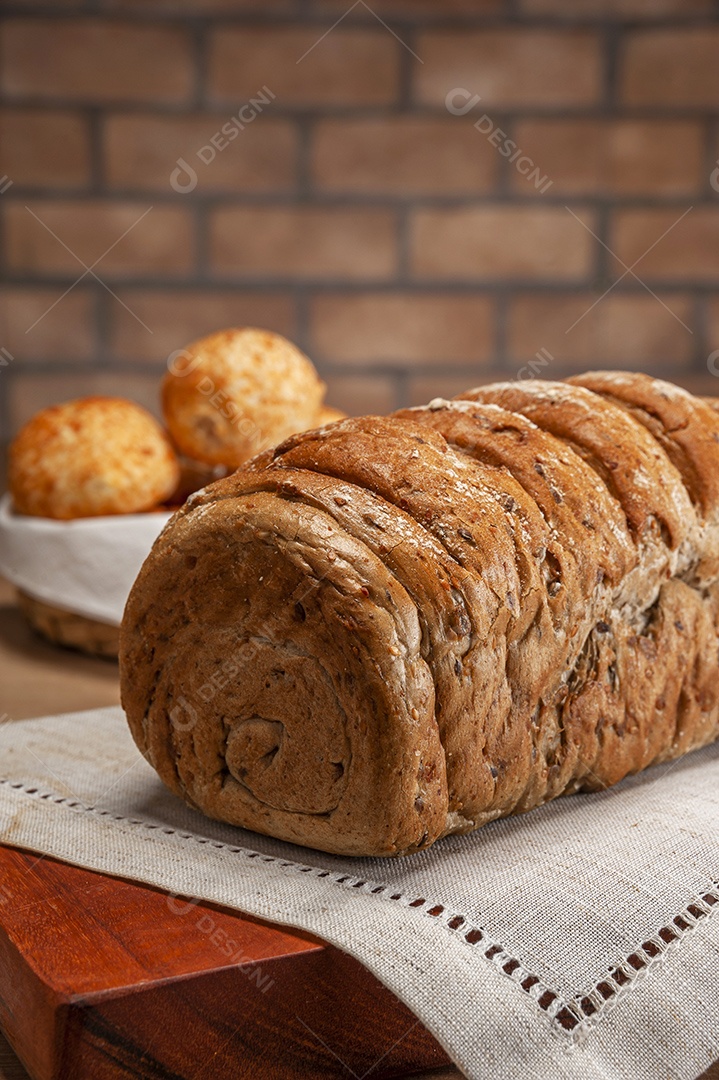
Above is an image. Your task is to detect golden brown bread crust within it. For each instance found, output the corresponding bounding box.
[162,328,326,468]
[567,371,719,581]
[457,379,694,550]
[455,380,718,795]
[569,372,719,520]
[121,373,719,856]
[9,397,179,519]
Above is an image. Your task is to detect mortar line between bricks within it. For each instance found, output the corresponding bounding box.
[602,20,620,112]
[396,25,416,112]
[3,278,713,295]
[191,19,210,111]
[295,115,313,199]
[494,291,509,373]
[593,203,612,288]
[702,116,719,199]
[3,99,718,121]
[94,283,111,368]
[295,287,311,357]
[6,191,715,209]
[495,119,513,197]
[7,358,703,377]
[193,203,210,282]
[694,294,711,374]
[87,108,104,194]
[2,8,717,26]
[395,206,411,283]
[393,369,410,411]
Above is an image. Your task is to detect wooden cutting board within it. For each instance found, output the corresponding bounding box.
[0,844,452,1080]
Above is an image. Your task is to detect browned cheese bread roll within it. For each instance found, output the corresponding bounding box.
[10,397,179,519]
[162,328,326,469]
[120,372,719,857]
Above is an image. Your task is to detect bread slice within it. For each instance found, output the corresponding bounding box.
[120,373,719,856]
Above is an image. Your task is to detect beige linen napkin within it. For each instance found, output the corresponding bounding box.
[0,706,717,1080]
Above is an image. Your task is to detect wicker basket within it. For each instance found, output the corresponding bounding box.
[18,590,119,659]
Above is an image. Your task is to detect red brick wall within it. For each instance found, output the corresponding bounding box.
[2,0,719,435]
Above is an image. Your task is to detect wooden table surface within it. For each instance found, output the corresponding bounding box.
[0,575,716,1080]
